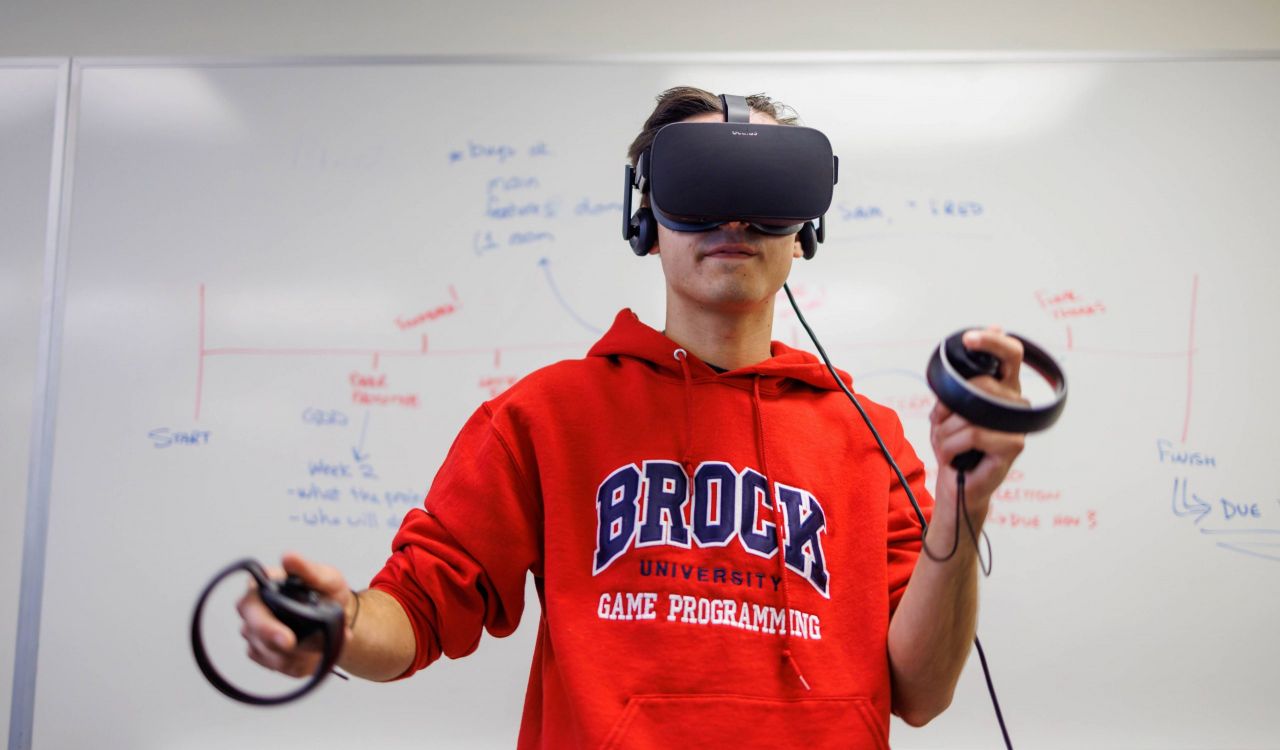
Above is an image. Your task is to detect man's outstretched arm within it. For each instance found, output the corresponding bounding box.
[887,328,1026,726]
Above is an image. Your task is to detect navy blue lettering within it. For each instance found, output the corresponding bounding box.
[638,461,690,547]
[738,468,778,556]
[693,463,737,546]
[592,460,831,595]
[594,465,641,573]
[778,483,830,596]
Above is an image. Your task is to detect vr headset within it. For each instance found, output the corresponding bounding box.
[623,93,839,259]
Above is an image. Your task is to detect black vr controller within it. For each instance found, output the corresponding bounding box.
[190,558,345,706]
[926,330,1068,471]
[623,93,838,259]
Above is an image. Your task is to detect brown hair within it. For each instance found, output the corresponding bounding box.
[626,86,799,167]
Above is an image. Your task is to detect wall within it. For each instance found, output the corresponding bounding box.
[1,0,1279,57]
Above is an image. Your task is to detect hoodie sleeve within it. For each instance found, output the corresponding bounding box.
[883,411,934,615]
[369,402,542,678]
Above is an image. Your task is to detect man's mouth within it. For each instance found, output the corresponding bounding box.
[703,243,757,259]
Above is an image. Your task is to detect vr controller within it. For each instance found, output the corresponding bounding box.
[926,330,1068,471]
[623,94,839,259]
[190,558,345,706]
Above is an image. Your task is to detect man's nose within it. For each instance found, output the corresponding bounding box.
[719,220,752,233]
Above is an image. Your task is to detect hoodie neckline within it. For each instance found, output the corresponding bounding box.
[587,309,854,393]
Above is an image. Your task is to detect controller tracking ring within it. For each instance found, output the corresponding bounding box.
[926,329,1068,435]
[190,558,345,706]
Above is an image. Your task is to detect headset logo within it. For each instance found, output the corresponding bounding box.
[730,130,759,136]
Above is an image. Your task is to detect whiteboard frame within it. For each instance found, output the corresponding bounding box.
[5,57,71,750]
[57,49,1280,71]
[8,49,1279,750]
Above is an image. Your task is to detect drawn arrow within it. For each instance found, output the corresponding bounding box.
[1171,477,1211,524]
[351,410,372,463]
[1198,528,1280,535]
[538,257,602,335]
[1214,542,1280,562]
[1200,529,1280,563]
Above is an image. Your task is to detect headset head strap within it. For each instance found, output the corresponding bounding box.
[719,94,750,123]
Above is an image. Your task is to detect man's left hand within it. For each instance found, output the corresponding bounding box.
[928,325,1028,523]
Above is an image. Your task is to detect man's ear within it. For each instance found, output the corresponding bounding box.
[791,237,804,259]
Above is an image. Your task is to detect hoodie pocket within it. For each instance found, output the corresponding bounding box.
[599,694,888,750]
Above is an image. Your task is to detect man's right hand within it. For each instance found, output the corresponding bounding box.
[235,552,355,679]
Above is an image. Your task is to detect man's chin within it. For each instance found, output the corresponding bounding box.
[687,285,776,311]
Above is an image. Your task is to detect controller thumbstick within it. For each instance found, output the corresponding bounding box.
[280,575,313,601]
[944,333,1001,381]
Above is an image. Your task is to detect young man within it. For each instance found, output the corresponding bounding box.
[238,87,1026,748]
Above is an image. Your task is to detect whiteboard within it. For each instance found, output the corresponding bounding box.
[25,56,1280,749]
[0,59,64,747]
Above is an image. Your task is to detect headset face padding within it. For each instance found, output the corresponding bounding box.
[627,206,815,259]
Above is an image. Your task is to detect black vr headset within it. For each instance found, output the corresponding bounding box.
[623,94,839,259]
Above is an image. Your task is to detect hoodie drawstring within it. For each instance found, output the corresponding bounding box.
[673,349,695,477]
[752,376,812,692]
[671,348,812,692]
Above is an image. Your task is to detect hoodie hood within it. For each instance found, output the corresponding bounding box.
[587,309,853,393]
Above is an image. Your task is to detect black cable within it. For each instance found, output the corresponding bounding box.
[920,480,963,563]
[954,472,994,577]
[975,636,1013,749]
[781,284,930,528]
[782,282,1012,750]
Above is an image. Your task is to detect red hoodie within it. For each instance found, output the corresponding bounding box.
[371,309,933,749]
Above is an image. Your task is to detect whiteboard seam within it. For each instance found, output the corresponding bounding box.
[7,56,77,750]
